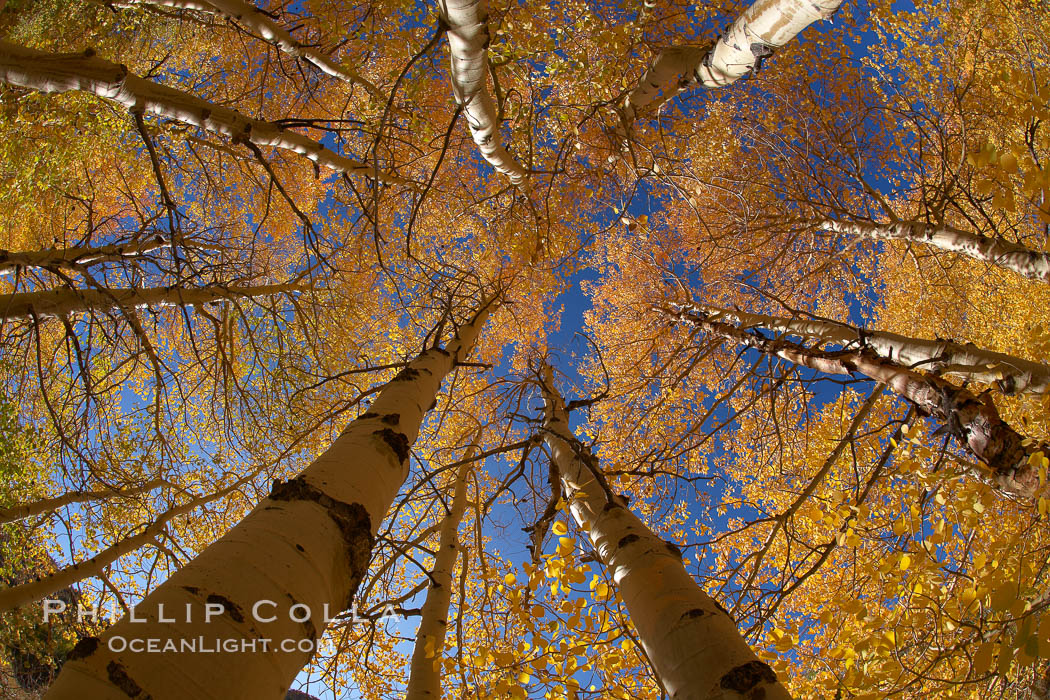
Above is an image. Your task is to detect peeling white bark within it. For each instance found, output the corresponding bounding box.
[621,0,842,127]
[0,41,411,187]
[0,237,169,276]
[539,366,791,700]
[404,439,476,699]
[197,0,383,100]
[42,300,494,700]
[670,308,1050,498]
[826,220,1050,283]
[0,282,301,321]
[676,303,1050,395]
[440,0,528,184]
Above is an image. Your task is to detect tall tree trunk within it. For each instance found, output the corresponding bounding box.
[0,281,300,321]
[538,365,792,700]
[620,0,842,127]
[667,303,1050,395]
[124,0,382,98]
[0,41,409,187]
[667,307,1050,498]
[0,237,169,276]
[41,299,494,700]
[826,220,1050,283]
[440,0,528,184]
[404,437,476,699]
[0,478,169,525]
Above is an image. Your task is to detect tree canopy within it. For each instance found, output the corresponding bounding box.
[1,0,1049,697]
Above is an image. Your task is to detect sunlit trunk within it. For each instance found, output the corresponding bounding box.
[673,303,1050,395]
[539,365,792,700]
[826,220,1050,283]
[0,41,408,186]
[0,237,169,276]
[441,0,528,184]
[404,440,476,699]
[41,300,494,700]
[0,282,300,321]
[671,308,1050,498]
[621,0,842,126]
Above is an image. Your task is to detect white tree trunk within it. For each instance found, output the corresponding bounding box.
[670,308,1050,498]
[539,366,792,700]
[825,220,1050,283]
[0,237,169,276]
[440,0,528,184]
[621,0,841,126]
[673,303,1050,395]
[185,0,383,99]
[404,439,476,699]
[0,41,409,187]
[0,281,300,321]
[0,478,169,525]
[41,300,494,700]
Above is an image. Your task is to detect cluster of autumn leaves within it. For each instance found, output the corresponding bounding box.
[1,0,1050,697]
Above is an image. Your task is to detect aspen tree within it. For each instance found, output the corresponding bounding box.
[620,0,842,128]
[669,308,1050,498]
[440,0,529,184]
[0,41,410,187]
[0,237,169,276]
[41,297,495,700]
[404,435,478,699]
[145,0,384,99]
[664,302,1050,394]
[0,281,302,321]
[825,220,1050,283]
[0,477,169,526]
[538,364,792,700]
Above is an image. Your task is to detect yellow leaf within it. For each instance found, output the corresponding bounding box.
[552,521,568,536]
[899,554,912,571]
[973,641,996,674]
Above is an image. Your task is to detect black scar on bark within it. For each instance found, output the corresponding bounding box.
[680,608,707,622]
[358,412,380,420]
[107,660,149,698]
[206,594,245,623]
[67,636,100,661]
[617,534,640,548]
[602,501,623,512]
[712,597,734,620]
[664,540,683,559]
[719,660,777,697]
[392,367,420,382]
[374,428,410,463]
[381,413,400,425]
[269,477,374,611]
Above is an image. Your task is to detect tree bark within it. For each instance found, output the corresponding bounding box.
[0,281,301,321]
[621,0,842,126]
[0,237,169,276]
[0,478,169,525]
[404,438,476,699]
[0,41,410,187]
[42,298,495,699]
[127,0,383,99]
[825,220,1050,283]
[667,307,1050,498]
[538,365,792,700]
[440,0,528,184]
[671,303,1050,395]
